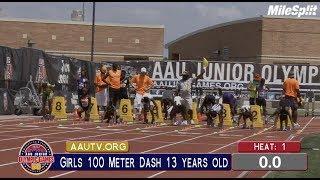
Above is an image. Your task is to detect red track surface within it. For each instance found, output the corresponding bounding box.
[0,116,319,178]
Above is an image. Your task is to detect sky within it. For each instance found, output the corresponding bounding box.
[0,2,319,57]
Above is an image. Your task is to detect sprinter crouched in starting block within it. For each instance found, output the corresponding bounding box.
[77,87,93,121]
[237,105,254,129]
[217,88,237,117]
[170,95,189,126]
[271,97,294,131]
[200,94,224,128]
[40,82,55,120]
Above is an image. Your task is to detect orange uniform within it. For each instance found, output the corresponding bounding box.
[131,74,153,95]
[94,73,107,92]
[106,70,121,89]
[283,78,300,98]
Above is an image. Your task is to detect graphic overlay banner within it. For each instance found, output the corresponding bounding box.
[50,153,231,171]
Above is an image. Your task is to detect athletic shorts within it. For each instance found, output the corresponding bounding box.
[134,93,153,111]
[256,97,266,107]
[284,96,298,111]
[249,98,256,105]
[109,88,121,108]
[222,93,236,114]
[162,98,173,108]
[95,88,108,107]
[183,97,193,110]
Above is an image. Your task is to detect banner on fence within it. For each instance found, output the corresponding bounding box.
[0,45,320,114]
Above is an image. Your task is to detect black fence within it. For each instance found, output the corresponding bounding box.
[1,45,320,115]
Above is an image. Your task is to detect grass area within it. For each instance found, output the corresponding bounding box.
[267,133,320,178]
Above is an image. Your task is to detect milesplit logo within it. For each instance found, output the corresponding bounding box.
[267,5,318,17]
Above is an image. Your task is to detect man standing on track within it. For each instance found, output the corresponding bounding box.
[131,67,154,121]
[257,78,270,122]
[176,70,205,125]
[247,73,261,105]
[94,65,109,113]
[77,68,89,108]
[40,82,55,120]
[120,69,129,100]
[104,64,122,121]
[162,86,175,121]
[283,71,302,128]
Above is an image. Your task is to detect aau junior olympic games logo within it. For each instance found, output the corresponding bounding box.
[18,139,54,175]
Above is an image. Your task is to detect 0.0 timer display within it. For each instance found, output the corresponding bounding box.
[232,153,307,171]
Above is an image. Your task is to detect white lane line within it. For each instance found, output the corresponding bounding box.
[219,134,243,137]
[0,126,100,142]
[0,161,16,167]
[0,121,98,134]
[143,128,232,154]
[57,127,83,130]
[237,171,249,179]
[177,132,202,135]
[166,134,194,137]
[18,125,40,128]
[141,130,164,133]
[98,128,124,131]
[148,171,166,179]
[0,117,39,122]
[0,124,58,134]
[0,120,130,141]
[148,126,274,178]
[134,140,230,146]
[49,171,77,178]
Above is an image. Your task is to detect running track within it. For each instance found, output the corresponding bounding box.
[0,115,319,178]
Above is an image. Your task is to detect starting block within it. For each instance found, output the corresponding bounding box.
[90,97,100,123]
[214,104,232,126]
[147,100,164,123]
[51,96,67,121]
[250,105,263,128]
[119,99,133,122]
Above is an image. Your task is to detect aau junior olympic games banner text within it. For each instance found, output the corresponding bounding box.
[0,45,320,114]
